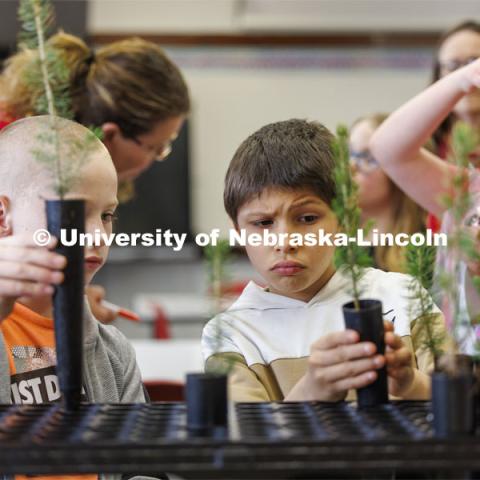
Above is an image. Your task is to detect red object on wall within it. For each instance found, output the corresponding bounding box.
[153,305,171,339]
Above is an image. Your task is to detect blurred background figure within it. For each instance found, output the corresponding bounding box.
[426,21,480,232]
[431,21,480,161]
[349,113,426,272]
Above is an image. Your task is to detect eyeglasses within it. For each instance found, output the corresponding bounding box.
[439,56,479,75]
[349,149,379,173]
[131,137,173,162]
[465,212,480,228]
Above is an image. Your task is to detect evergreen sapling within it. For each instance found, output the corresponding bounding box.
[332,125,373,309]
[436,122,480,361]
[18,0,96,196]
[405,242,446,359]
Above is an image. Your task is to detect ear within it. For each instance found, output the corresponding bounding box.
[100,122,122,144]
[0,196,12,237]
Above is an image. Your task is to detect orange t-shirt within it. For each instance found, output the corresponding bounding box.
[2,303,97,480]
[2,303,58,403]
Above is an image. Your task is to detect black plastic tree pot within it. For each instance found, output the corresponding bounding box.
[186,373,228,437]
[432,354,474,437]
[46,199,85,410]
[343,299,389,408]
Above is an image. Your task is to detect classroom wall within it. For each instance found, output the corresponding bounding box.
[89,1,447,328]
[166,46,433,235]
[97,46,435,334]
[87,0,480,34]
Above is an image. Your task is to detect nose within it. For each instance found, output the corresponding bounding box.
[275,242,297,255]
[85,217,107,248]
[274,222,298,254]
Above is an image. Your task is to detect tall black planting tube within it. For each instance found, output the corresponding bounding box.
[343,299,389,408]
[432,355,474,437]
[46,199,85,410]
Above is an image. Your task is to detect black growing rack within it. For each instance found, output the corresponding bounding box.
[0,401,479,478]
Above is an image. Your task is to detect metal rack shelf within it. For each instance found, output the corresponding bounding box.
[0,401,478,478]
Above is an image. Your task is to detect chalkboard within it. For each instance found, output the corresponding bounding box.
[114,122,192,244]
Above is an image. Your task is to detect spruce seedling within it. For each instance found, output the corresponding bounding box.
[204,239,234,375]
[205,239,232,315]
[332,125,373,310]
[17,0,95,197]
[437,122,480,357]
[406,243,446,358]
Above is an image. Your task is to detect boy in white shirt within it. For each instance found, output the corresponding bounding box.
[202,119,445,402]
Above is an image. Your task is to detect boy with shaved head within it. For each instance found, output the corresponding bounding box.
[0,116,145,409]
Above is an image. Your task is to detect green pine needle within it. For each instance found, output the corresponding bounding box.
[17,0,93,197]
[18,0,54,49]
[204,239,231,302]
[405,243,445,357]
[438,121,480,354]
[204,239,234,375]
[332,124,373,309]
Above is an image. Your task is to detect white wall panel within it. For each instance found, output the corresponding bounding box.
[88,0,480,34]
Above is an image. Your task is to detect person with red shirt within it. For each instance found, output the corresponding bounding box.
[426,21,480,232]
[370,54,480,354]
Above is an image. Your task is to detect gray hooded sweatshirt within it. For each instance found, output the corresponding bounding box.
[0,300,161,480]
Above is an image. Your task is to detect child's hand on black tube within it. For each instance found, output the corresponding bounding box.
[0,233,66,322]
[286,330,384,402]
[384,321,414,397]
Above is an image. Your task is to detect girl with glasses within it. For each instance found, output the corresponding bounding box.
[350,113,426,273]
[370,49,480,354]
[431,21,480,161]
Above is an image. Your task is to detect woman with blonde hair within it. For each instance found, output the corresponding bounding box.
[349,113,426,272]
[0,32,190,182]
[0,32,190,322]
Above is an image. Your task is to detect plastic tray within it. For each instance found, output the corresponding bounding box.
[0,401,478,478]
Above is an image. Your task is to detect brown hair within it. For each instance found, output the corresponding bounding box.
[431,20,480,150]
[352,113,427,272]
[0,32,190,137]
[224,119,336,223]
